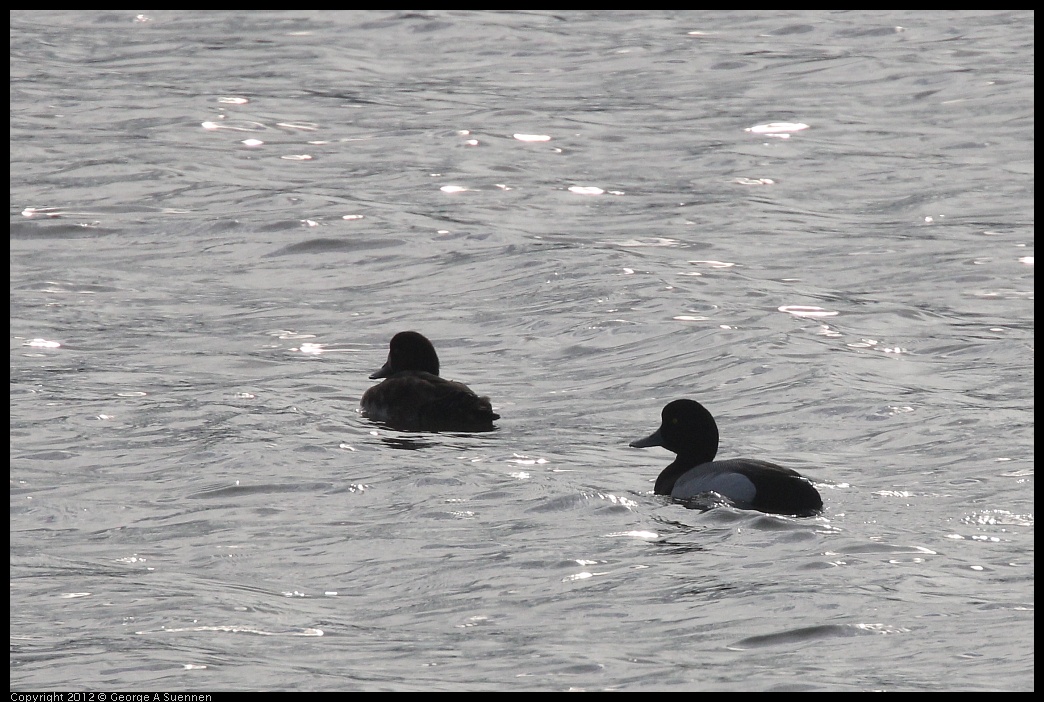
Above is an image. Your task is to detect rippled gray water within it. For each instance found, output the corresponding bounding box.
[11,10,1033,691]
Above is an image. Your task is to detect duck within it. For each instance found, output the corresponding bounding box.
[630,399,822,516]
[361,331,500,432]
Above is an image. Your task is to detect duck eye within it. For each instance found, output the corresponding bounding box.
[671,418,678,425]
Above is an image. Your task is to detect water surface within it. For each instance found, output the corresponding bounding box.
[10,10,1034,691]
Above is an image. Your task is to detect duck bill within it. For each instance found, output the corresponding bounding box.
[630,427,664,448]
[369,362,392,380]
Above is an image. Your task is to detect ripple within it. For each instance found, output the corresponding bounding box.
[778,305,839,318]
[961,510,1033,527]
[24,338,61,348]
[568,186,605,195]
[846,339,908,354]
[505,454,549,466]
[729,622,904,650]
[606,530,659,540]
[608,237,679,247]
[968,289,1033,300]
[141,625,323,637]
[688,260,735,268]
[201,120,266,132]
[745,122,810,138]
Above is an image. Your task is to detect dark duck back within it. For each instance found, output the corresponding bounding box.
[361,331,500,432]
